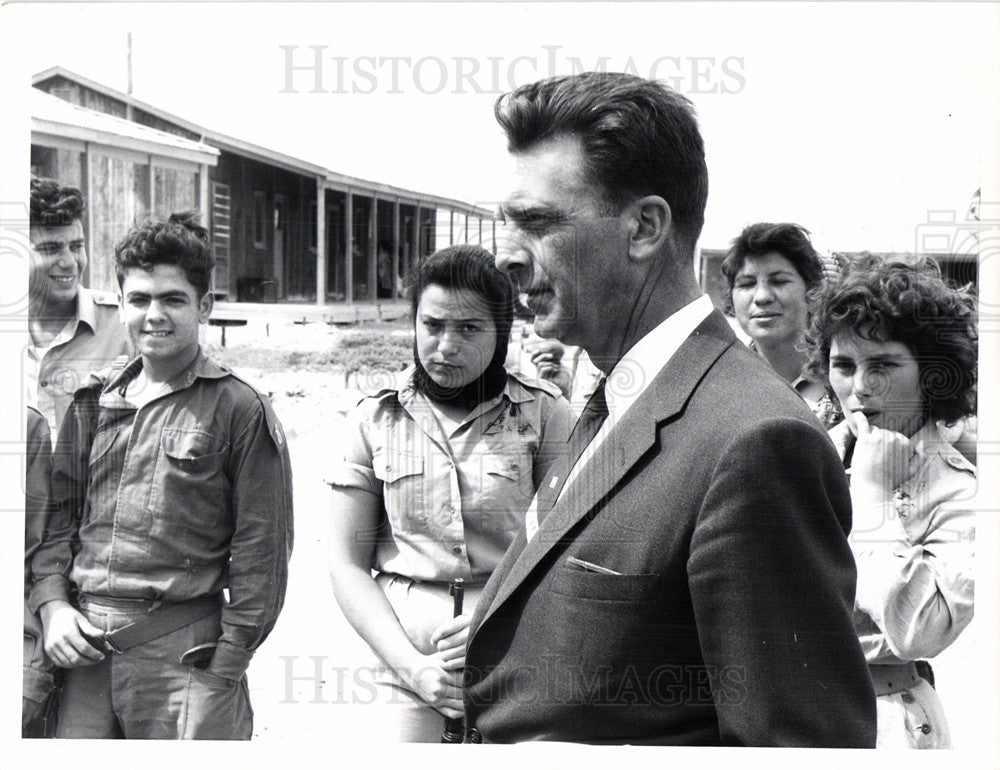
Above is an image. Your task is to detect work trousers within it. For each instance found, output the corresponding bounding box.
[56,596,253,739]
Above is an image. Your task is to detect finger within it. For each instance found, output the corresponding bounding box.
[430,615,470,645]
[76,617,105,638]
[436,703,465,719]
[854,411,870,438]
[440,654,466,671]
[436,626,470,651]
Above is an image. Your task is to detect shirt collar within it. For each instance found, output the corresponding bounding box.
[103,347,227,400]
[75,288,99,332]
[603,294,714,416]
[395,365,533,408]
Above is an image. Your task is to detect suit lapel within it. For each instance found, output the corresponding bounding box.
[474,312,737,632]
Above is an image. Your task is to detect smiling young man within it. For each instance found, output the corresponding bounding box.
[26,177,131,433]
[27,212,293,739]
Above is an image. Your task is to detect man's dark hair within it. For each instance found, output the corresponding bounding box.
[721,222,824,313]
[407,243,514,408]
[30,176,86,228]
[805,253,977,423]
[114,212,215,296]
[494,71,709,254]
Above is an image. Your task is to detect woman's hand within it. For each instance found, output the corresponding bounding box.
[430,613,471,669]
[401,651,465,718]
[851,412,925,495]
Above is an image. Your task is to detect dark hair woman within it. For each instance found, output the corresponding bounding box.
[326,244,573,742]
[805,253,977,748]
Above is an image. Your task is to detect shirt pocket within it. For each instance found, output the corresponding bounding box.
[148,427,230,542]
[372,450,425,533]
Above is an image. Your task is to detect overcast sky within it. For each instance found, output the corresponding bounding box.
[2,1,997,253]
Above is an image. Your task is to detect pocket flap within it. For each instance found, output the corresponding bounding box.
[161,427,227,461]
[483,453,530,481]
[373,452,425,483]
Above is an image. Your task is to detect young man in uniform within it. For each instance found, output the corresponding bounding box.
[28,212,293,739]
[27,177,130,433]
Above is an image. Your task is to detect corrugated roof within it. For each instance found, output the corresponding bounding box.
[31,87,219,166]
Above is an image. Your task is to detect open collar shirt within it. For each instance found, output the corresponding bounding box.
[328,368,573,583]
[26,288,131,434]
[28,349,293,680]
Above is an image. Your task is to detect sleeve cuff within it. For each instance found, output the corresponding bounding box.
[22,665,55,704]
[325,461,379,493]
[207,641,255,681]
[27,576,72,615]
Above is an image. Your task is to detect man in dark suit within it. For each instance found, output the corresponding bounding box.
[462,72,876,746]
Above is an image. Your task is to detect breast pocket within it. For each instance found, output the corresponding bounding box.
[546,567,662,668]
[373,451,425,532]
[149,427,229,531]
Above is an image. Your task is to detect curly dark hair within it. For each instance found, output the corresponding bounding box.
[495,71,708,257]
[804,253,977,423]
[30,177,86,227]
[720,222,824,314]
[114,211,215,296]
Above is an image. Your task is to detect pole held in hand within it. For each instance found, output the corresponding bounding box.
[440,578,465,743]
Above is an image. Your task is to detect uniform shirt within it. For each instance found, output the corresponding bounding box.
[830,419,976,664]
[26,288,131,434]
[328,368,574,582]
[24,407,55,706]
[28,350,293,680]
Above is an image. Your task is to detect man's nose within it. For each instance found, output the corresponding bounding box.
[146,300,168,322]
[494,231,531,280]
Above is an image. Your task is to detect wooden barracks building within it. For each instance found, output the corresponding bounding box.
[31,66,496,307]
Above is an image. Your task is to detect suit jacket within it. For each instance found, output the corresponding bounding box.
[464,311,876,746]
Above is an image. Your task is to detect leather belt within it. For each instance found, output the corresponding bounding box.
[80,593,224,654]
[868,661,925,697]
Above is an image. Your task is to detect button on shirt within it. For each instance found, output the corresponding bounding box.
[28,350,294,680]
[327,369,574,582]
[26,288,131,434]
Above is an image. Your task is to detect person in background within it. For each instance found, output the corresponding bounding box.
[805,253,976,748]
[28,212,293,739]
[722,222,839,427]
[27,177,130,433]
[327,244,573,742]
[23,406,57,738]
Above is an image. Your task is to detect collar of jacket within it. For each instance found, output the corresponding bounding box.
[102,347,229,397]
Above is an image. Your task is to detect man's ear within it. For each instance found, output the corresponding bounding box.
[198,291,214,324]
[625,196,672,263]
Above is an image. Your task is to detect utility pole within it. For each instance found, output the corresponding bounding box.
[125,32,134,120]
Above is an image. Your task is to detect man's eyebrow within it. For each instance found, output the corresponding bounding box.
[499,202,565,223]
[126,290,191,300]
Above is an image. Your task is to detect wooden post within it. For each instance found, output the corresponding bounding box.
[392,199,401,299]
[370,194,378,304]
[82,143,94,287]
[199,164,210,230]
[414,203,422,265]
[345,190,353,306]
[316,178,326,306]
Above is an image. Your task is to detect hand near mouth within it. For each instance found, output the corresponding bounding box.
[850,411,926,495]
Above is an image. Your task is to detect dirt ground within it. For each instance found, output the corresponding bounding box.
[223,319,984,749]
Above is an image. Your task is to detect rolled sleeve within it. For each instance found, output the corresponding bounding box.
[325,406,378,493]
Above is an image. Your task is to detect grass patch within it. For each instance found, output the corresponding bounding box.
[206,326,414,375]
